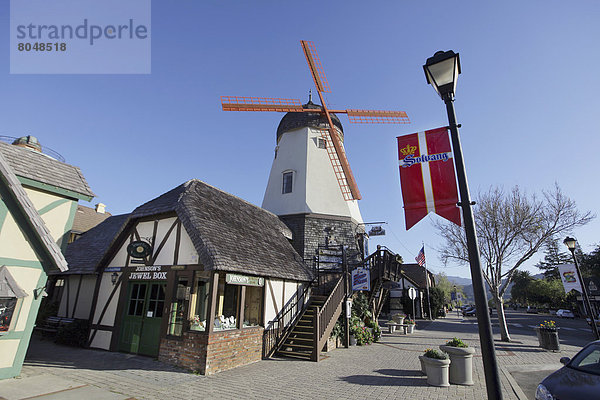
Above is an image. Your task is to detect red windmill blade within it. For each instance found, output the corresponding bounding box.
[222,40,410,201]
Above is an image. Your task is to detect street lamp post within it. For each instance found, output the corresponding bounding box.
[424,50,502,400]
[563,236,600,340]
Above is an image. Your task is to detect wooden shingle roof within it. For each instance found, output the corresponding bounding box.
[0,153,68,272]
[0,141,94,200]
[65,180,313,282]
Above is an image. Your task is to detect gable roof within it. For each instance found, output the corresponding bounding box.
[0,153,68,273]
[62,214,130,275]
[71,205,112,234]
[65,180,313,282]
[401,263,436,289]
[0,141,94,200]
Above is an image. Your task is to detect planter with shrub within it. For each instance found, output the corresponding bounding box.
[422,348,450,387]
[439,337,475,385]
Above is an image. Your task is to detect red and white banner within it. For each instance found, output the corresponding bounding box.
[397,127,461,230]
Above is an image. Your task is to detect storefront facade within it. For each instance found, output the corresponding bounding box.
[59,179,312,374]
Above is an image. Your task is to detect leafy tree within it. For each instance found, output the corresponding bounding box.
[510,270,535,305]
[581,244,600,278]
[536,238,572,279]
[528,279,566,306]
[435,184,594,341]
[435,273,465,305]
[423,287,445,319]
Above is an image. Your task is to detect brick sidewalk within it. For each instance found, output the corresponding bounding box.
[0,315,582,400]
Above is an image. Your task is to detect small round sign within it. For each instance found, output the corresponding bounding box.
[408,287,417,300]
[127,241,152,258]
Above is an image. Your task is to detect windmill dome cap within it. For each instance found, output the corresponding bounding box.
[276,100,344,143]
[12,135,42,152]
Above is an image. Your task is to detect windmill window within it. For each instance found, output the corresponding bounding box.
[318,138,327,149]
[282,171,293,194]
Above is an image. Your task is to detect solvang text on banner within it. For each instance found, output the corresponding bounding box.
[397,127,461,229]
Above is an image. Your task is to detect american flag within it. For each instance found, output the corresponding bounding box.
[415,246,425,267]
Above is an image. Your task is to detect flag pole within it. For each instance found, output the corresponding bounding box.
[423,243,432,320]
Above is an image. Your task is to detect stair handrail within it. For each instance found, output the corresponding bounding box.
[263,283,311,358]
[314,275,345,358]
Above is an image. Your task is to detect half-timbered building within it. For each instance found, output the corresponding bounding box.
[0,137,94,379]
[56,179,313,374]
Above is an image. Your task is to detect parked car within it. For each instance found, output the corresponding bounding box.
[536,340,600,400]
[527,306,539,314]
[556,309,575,319]
[463,307,476,317]
[586,314,600,327]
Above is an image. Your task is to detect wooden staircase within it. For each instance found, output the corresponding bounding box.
[276,274,345,362]
[276,295,326,360]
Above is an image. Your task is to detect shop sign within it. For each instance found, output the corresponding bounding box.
[319,248,343,257]
[129,265,167,280]
[226,273,264,287]
[352,268,370,291]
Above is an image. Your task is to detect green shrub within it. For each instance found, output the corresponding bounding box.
[424,348,448,360]
[445,337,468,348]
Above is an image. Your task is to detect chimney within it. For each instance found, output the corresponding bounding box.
[12,135,42,152]
[95,203,106,214]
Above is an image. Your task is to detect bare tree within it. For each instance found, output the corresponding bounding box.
[435,184,594,341]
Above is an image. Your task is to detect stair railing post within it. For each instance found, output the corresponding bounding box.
[343,246,350,349]
[313,306,321,362]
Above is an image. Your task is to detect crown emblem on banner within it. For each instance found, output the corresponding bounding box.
[400,144,417,156]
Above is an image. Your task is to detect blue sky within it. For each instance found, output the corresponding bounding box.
[1,1,598,278]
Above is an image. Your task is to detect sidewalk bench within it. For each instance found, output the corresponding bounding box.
[385,322,410,334]
[36,316,75,335]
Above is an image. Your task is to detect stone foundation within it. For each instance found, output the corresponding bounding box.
[158,327,264,375]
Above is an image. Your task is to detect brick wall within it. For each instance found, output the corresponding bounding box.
[158,326,264,375]
[205,326,263,375]
[280,213,363,263]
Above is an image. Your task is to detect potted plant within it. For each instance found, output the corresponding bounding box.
[439,337,475,385]
[421,348,450,387]
[405,318,416,334]
[366,319,381,342]
[392,313,406,325]
[535,320,560,351]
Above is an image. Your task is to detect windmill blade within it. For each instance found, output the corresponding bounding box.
[221,96,304,112]
[300,41,331,93]
[318,128,362,201]
[345,109,410,124]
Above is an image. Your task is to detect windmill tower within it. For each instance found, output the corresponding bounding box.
[222,41,409,262]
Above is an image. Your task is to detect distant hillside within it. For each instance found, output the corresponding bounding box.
[444,275,472,287]
[444,273,545,304]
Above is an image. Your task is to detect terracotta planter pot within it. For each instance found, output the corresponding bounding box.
[422,356,450,387]
[439,345,475,385]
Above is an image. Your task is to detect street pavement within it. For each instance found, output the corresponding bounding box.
[0,313,588,400]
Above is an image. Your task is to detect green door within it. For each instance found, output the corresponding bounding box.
[119,282,166,357]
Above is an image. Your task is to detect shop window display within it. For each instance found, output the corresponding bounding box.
[243,285,263,327]
[0,297,17,333]
[168,278,189,336]
[189,276,209,331]
[214,275,239,331]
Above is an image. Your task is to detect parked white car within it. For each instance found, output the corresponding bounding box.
[556,309,575,319]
